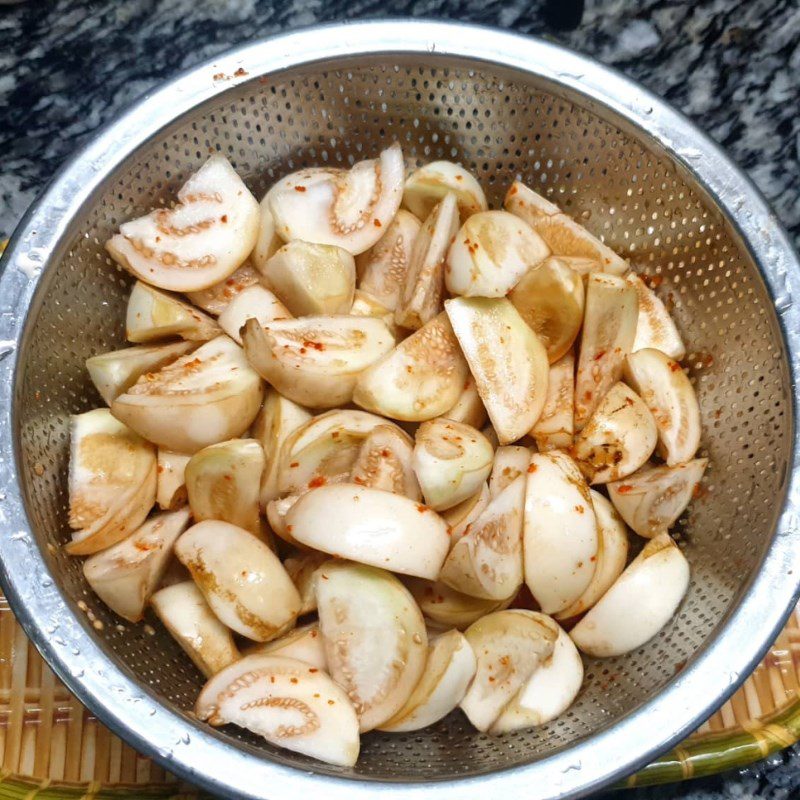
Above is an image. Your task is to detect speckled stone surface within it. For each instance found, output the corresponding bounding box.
[1,0,799,797]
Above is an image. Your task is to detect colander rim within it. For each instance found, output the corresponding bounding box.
[1,19,799,800]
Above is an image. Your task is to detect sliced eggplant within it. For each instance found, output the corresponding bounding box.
[441,482,491,544]
[217,285,291,345]
[283,551,329,616]
[626,273,686,360]
[349,424,421,499]
[508,256,584,363]
[241,315,394,408]
[268,144,404,255]
[531,351,574,452]
[156,449,191,511]
[624,348,701,466]
[266,494,303,547]
[412,419,494,511]
[86,341,196,406]
[395,192,459,330]
[277,409,388,495]
[406,577,510,629]
[490,621,583,733]
[263,241,355,317]
[402,161,487,222]
[574,273,638,430]
[523,451,598,615]
[185,439,265,538]
[504,181,627,275]
[175,520,301,641]
[556,490,629,620]
[67,409,157,555]
[460,609,558,732]
[150,581,240,678]
[111,336,264,454]
[570,533,690,657]
[246,622,327,670]
[126,281,219,343]
[379,629,477,732]
[445,297,549,444]
[287,484,450,579]
[445,210,549,297]
[251,192,282,274]
[489,446,531,499]
[439,475,525,601]
[572,381,658,484]
[106,155,260,292]
[196,654,360,767]
[440,375,487,429]
[608,459,708,538]
[185,261,261,316]
[314,561,427,731]
[353,312,469,421]
[355,209,421,311]
[83,508,191,622]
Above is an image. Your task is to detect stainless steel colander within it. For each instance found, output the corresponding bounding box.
[1,20,799,800]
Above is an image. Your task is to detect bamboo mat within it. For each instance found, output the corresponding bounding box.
[0,592,798,794]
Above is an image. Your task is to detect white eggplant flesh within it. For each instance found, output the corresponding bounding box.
[185,261,261,316]
[106,155,260,292]
[185,439,265,538]
[626,273,686,360]
[266,494,304,547]
[251,192,282,274]
[574,273,638,430]
[570,533,690,657]
[531,351,574,452]
[572,382,658,484]
[490,622,583,733]
[241,315,393,408]
[440,375,487,429]
[111,335,264,454]
[283,551,329,615]
[263,241,355,317]
[395,192,459,330]
[86,341,196,406]
[150,581,240,678]
[277,409,388,495]
[355,210,421,311]
[441,482,491,544]
[353,312,469,422]
[379,629,477,732]
[175,520,301,642]
[67,409,157,555]
[412,419,494,511]
[156,449,191,511]
[349,424,421,499]
[246,622,327,670]
[402,161,488,222]
[268,144,404,255]
[489,446,531,499]
[217,285,291,345]
[445,210,549,298]
[460,609,558,732]
[504,181,627,275]
[439,475,525,601]
[608,458,708,538]
[556,490,629,620]
[196,654,360,767]
[508,256,584,363]
[314,561,427,732]
[624,348,702,466]
[126,282,219,343]
[83,508,191,622]
[406,577,510,629]
[287,484,450,579]
[523,451,598,615]
[252,390,312,506]
[446,296,549,445]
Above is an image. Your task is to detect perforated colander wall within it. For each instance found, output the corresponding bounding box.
[15,59,792,780]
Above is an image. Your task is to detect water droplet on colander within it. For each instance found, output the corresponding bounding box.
[40,576,53,588]
[0,340,16,361]
[71,668,85,679]
[175,732,191,746]
[562,760,582,773]
[10,530,28,542]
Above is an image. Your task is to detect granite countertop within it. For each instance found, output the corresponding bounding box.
[1,0,800,797]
